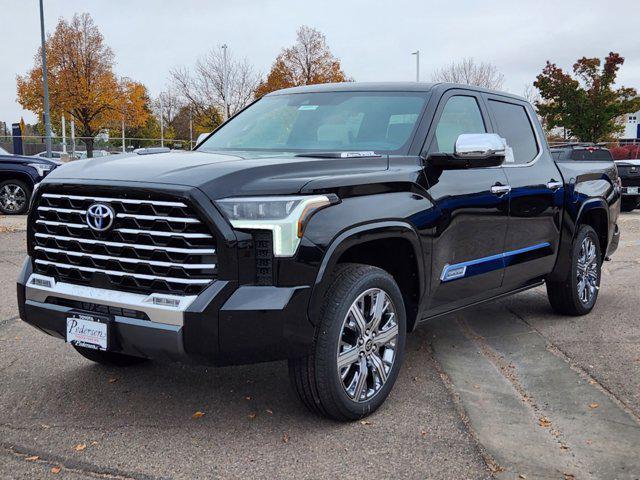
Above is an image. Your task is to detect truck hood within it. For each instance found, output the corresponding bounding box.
[615,159,640,167]
[45,150,389,199]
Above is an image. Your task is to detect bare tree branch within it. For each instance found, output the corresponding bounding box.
[431,58,505,90]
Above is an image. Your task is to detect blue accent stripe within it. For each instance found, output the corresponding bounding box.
[441,242,551,282]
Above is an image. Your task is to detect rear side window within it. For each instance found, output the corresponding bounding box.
[569,149,613,161]
[488,100,538,164]
[433,96,486,153]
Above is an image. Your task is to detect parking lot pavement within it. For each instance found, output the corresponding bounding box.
[1,212,640,479]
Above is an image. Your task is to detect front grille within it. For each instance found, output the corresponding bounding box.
[619,165,640,178]
[31,189,218,295]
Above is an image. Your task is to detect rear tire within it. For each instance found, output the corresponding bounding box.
[289,263,406,421]
[73,346,148,367]
[0,179,31,215]
[547,225,601,316]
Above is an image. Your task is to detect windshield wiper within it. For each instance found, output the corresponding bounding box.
[295,151,381,159]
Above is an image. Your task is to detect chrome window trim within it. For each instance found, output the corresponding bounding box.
[25,273,196,326]
[34,259,213,285]
[41,193,187,208]
[35,232,216,254]
[34,246,216,269]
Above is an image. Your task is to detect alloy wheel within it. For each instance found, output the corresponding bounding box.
[0,184,27,213]
[336,288,399,402]
[576,236,598,305]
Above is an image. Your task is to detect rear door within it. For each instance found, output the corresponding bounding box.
[422,90,510,310]
[484,95,563,288]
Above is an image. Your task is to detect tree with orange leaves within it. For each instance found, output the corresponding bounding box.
[16,13,149,157]
[255,26,351,98]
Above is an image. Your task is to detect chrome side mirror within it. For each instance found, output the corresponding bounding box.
[428,133,506,169]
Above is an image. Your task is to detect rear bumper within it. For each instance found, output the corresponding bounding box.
[18,257,315,366]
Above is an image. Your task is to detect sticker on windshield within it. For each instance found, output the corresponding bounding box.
[298,105,319,111]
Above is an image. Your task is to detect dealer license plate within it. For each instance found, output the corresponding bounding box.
[66,313,110,351]
[626,186,639,195]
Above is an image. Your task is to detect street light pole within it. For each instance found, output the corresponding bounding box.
[222,44,229,121]
[159,96,164,147]
[412,50,420,82]
[39,0,53,158]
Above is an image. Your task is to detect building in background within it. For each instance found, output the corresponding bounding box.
[622,110,640,141]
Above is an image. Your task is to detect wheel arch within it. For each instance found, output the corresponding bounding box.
[309,221,425,332]
[0,170,36,189]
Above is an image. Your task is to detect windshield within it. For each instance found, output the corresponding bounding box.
[198,91,429,155]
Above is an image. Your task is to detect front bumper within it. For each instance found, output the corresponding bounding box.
[18,257,315,366]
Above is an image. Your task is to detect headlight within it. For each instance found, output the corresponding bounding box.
[217,195,338,257]
[28,163,52,177]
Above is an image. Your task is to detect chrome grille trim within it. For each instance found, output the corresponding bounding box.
[116,213,200,223]
[34,246,216,269]
[41,193,188,208]
[35,259,213,285]
[38,206,87,215]
[33,189,218,296]
[36,220,213,239]
[115,228,212,239]
[37,219,87,229]
[35,232,216,254]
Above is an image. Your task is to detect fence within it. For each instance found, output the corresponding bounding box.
[0,135,194,157]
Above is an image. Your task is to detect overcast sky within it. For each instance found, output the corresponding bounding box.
[2,0,639,124]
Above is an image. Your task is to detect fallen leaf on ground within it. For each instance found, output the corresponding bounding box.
[244,396,251,401]
[564,474,575,480]
[51,466,61,474]
[518,475,527,479]
[282,433,289,444]
[539,417,552,428]
[108,378,118,384]
[560,444,569,450]
[74,444,86,451]
[265,409,273,415]
[420,430,428,437]
[588,379,597,385]
[41,424,50,429]
[248,413,257,420]
[90,441,98,446]
[589,403,599,409]
[25,456,39,461]
[359,420,372,426]
[586,439,593,445]
[192,411,205,419]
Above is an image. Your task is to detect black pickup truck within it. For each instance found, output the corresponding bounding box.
[17,83,620,420]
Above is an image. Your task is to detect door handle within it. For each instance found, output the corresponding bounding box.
[547,180,563,191]
[490,184,511,196]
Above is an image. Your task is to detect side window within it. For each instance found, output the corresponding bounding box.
[432,96,486,153]
[488,100,539,164]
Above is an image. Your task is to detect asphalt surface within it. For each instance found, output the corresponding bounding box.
[1,212,639,479]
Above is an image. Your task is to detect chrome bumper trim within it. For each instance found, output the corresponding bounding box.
[24,273,197,326]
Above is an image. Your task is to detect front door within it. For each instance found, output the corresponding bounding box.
[422,91,510,311]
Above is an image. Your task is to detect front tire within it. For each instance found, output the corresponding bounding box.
[289,263,406,421]
[0,180,31,215]
[547,225,601,315]
[73,346,148,367]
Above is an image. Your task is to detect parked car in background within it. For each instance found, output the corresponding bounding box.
[0,147,58,214]
[550,143,615,162]
[18,83,620,420]
[615,158,640,211]
[75,150,111,159]
[32,151,67,160]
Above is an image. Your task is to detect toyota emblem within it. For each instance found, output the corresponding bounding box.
[86,203,115,231]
